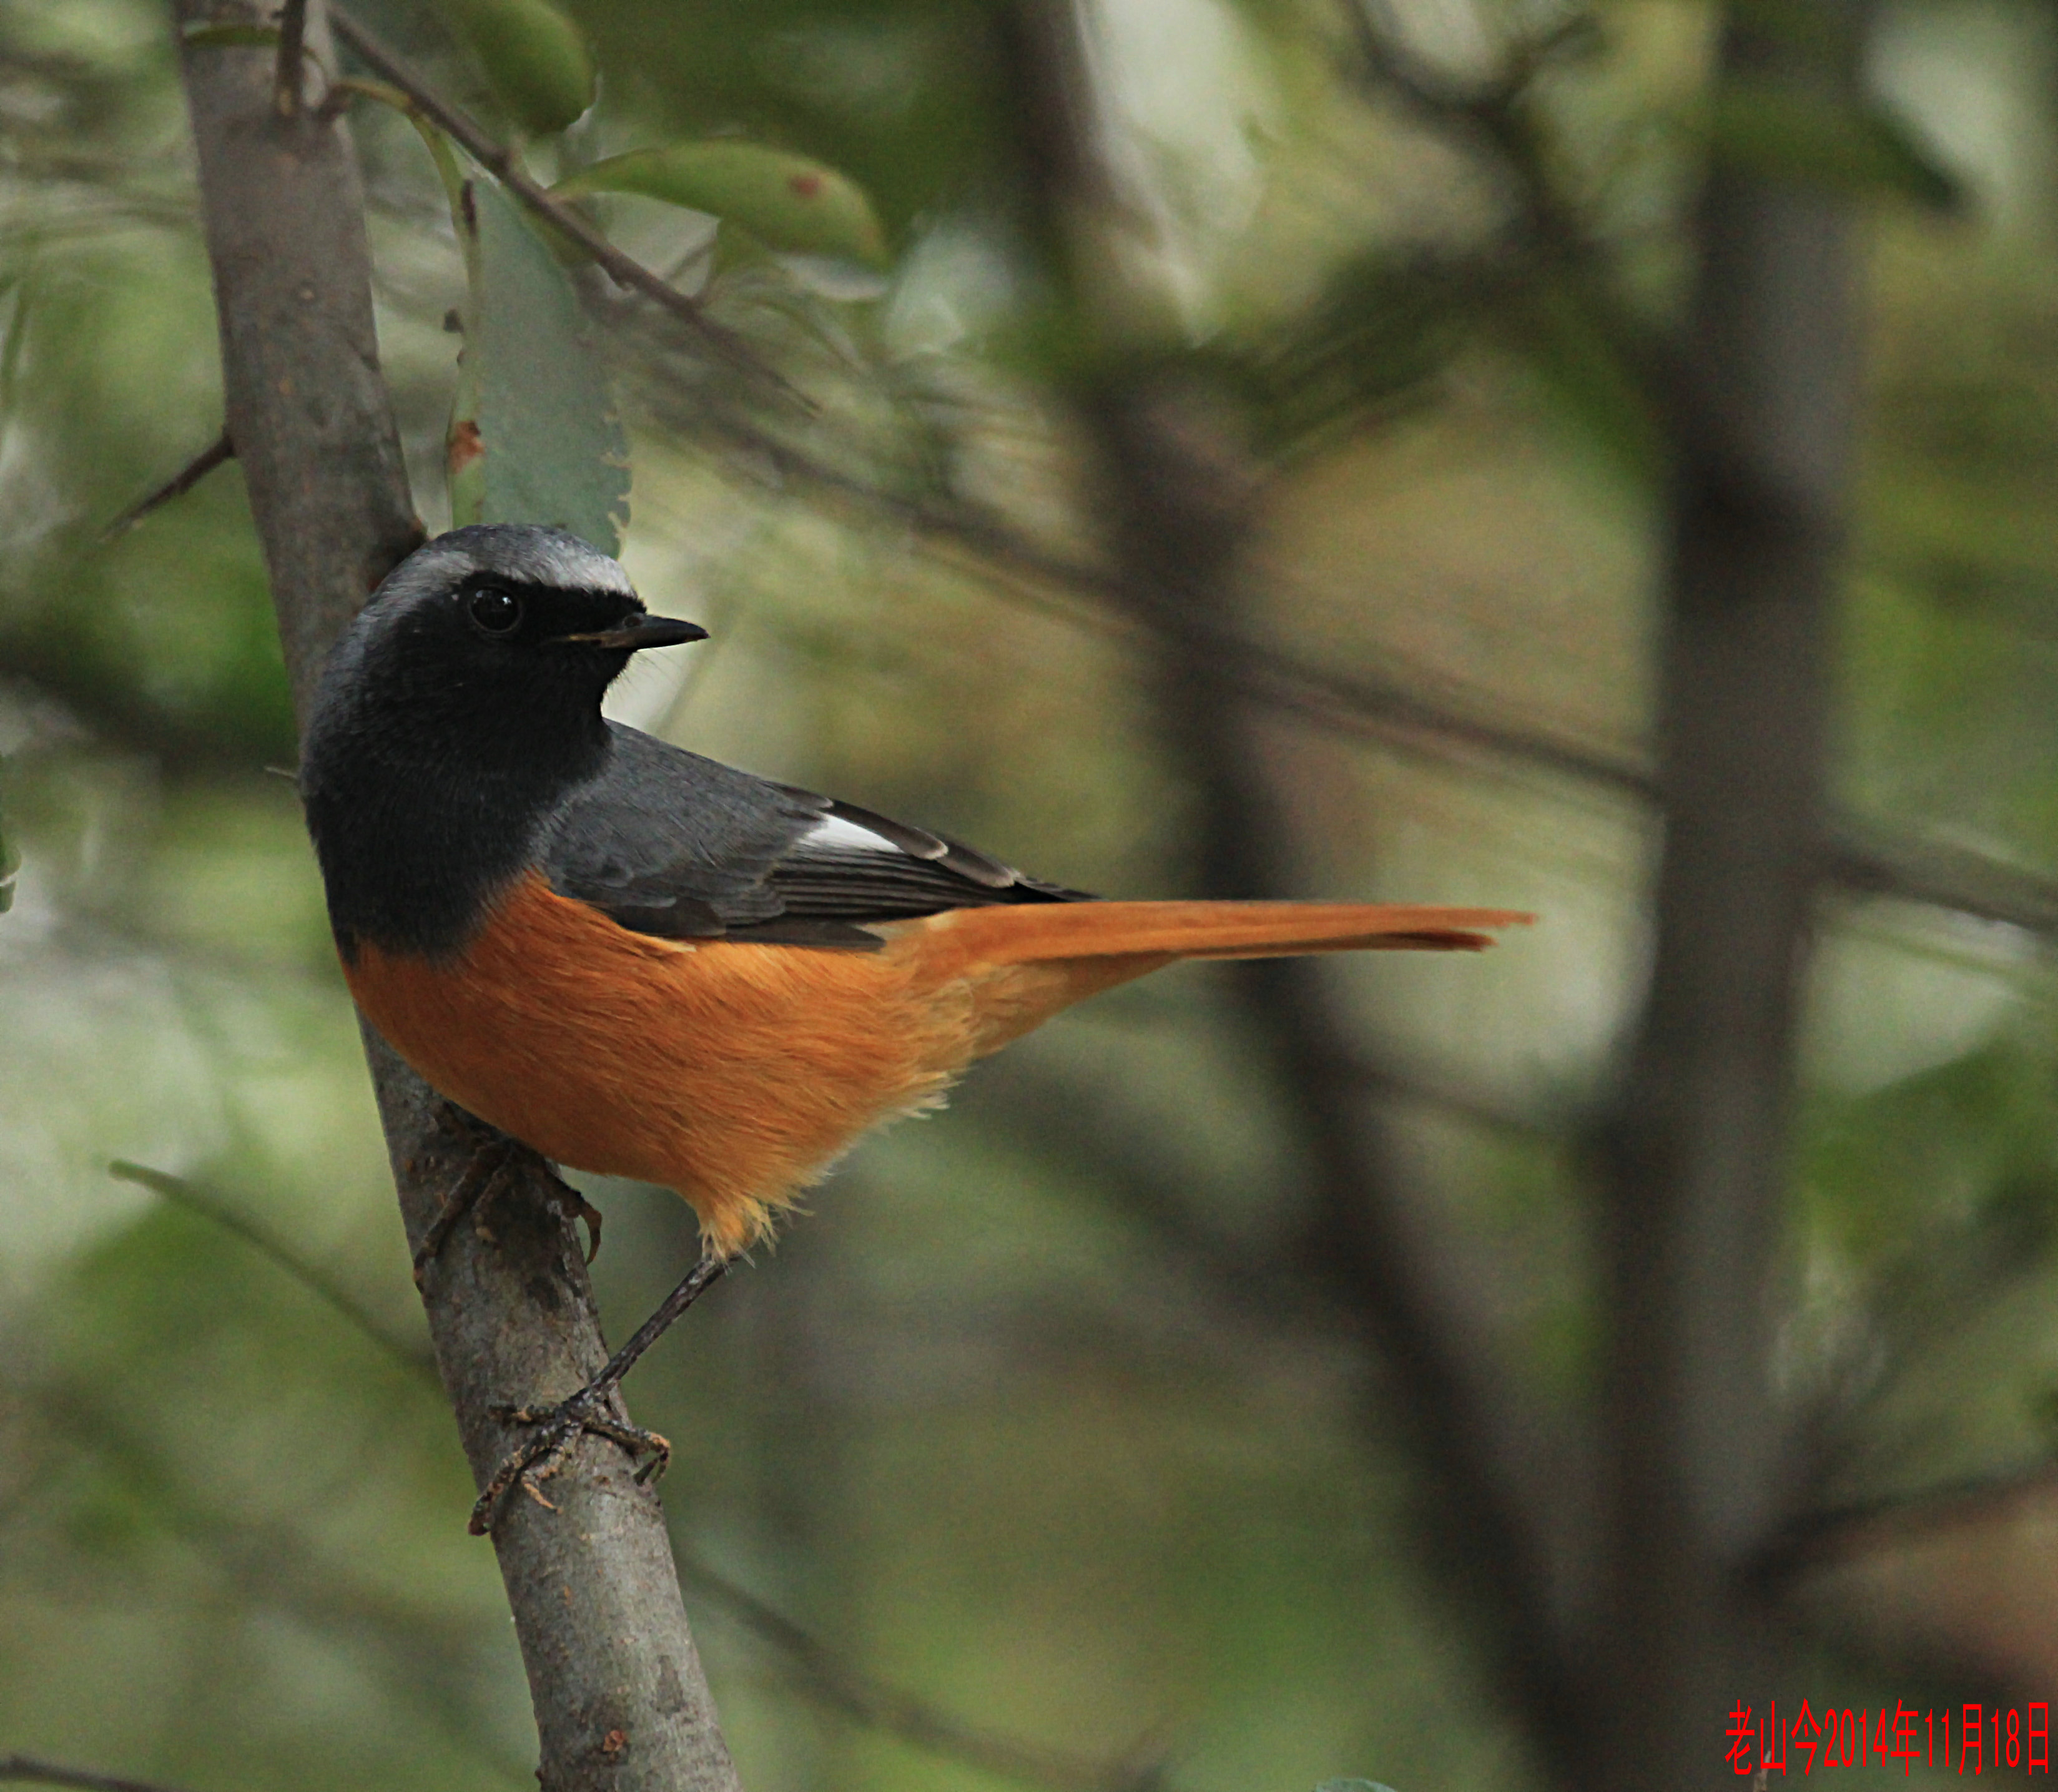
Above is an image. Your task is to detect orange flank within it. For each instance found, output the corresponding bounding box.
[345,873,1530,1254]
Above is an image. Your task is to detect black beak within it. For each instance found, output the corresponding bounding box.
[553,614,709,651]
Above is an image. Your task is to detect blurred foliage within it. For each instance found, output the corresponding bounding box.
[6,0,2058,1787]
[556,144,892,265]
[434,0,594,135]
[1705,79,1962,207]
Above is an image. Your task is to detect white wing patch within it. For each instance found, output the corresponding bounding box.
[800,814,908,855]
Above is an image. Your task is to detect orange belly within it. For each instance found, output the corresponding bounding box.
[341,874,1153,1252]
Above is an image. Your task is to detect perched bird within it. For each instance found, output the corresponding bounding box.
[299,524,1527,1519]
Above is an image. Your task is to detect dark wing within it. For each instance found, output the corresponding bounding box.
[538,723,1088,949]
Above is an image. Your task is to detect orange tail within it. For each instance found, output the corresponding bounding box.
[888,902,1532,1057]
[911,900,1532,975]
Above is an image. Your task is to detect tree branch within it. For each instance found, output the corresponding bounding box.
[679,1560,1170,1792]
[273,0,307,117]
[111,1158,431,1373]
[170,7,739,1787]
[323,5,798,405]
[1095,372,1595,1780]
[1755,1458,2058,1586]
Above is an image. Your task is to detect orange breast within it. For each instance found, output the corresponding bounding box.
[341,874,1121,1253]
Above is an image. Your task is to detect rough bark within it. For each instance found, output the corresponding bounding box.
[1597,4,1864,1785]
[172,9,741,1787]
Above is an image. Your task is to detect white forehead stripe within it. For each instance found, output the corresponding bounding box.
[460,535,636,596]
[802,814,905,854]
[391,530,638,602]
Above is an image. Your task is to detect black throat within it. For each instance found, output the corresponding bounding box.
[300,641,616,961]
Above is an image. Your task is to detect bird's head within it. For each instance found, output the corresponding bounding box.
[332,523,704,707]
[300,525,707,955]
[307,523,704,771]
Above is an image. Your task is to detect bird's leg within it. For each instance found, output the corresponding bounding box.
[413,1110,603,1285]
[470,1249,729,1535]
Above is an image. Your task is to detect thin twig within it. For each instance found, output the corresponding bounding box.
[109,1159,431,1373]
[97,428,234,541]
[324,6,802,405]
[681,1557,1170,1792]
[273,0,306,117]
[0,1758,199,1792]
[1757,1457,2058,1584]
[19,1390,534,1788]
[1345,1,1671,401]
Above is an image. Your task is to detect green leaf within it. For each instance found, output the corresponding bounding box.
[1707,81,1962,209]
[433,0,595,136]
[448,175,630,556]
[555,144,890,267]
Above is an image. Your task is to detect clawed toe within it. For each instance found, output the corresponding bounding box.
[548,1182,604,1264]
[469,1388,672,1535]
[414,1111,605,1285]
[413,1134,518,1286]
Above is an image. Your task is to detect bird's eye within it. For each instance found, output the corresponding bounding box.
[468,587,522,634]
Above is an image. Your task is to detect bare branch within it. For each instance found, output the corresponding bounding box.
[681,1559,1171,1792]
[989,3,1590,1771]
[97,427,234,541]
[1344,1,1672,410]
[110,1158,431,1373]
[21,1387,532,1785]
[1757,1459,2058,1585]
[0,1759,197,1792]
[1102,388,1595,1775]
[324,6,801,406]
[1595,0,1869,1771]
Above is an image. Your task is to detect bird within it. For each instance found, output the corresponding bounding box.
[298,523,1529,1523]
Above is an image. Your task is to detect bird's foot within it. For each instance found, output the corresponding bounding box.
[464,1252,729,1535]
[414,1114,603,1286]
[469,1382,672,1536]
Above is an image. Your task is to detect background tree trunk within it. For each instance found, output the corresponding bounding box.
[1598,4,1865,1784]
